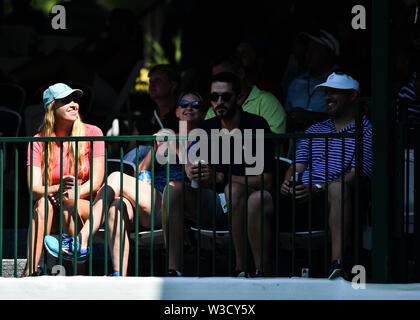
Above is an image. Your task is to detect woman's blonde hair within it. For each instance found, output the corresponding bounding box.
[39,100,87,186]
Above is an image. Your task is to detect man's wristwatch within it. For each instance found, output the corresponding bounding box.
[314,183,323,192]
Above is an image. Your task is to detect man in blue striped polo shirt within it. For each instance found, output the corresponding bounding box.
[280,72,372,280]
[396,71,420,122]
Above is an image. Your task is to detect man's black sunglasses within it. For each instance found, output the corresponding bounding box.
[209,92,233,102]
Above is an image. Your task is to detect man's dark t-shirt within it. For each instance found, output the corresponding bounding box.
[196,110,274,189]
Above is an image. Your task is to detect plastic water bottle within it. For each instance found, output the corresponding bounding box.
[289,171,302,194]
[301,268,309,278]
[139,170,152,184]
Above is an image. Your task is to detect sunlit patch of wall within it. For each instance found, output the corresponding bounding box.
[135,66,151,93]
[32,0,59,15]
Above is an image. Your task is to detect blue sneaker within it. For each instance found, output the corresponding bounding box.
[167,269,182,277]
[108,271,120,277]
[44,234,89,262]
[61,234,89,262]
[44,235,60,258]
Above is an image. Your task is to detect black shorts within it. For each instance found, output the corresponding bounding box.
[275,178,371,232]
[276,193,326,232]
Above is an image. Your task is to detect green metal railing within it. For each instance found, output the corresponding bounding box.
[0,118,373,280]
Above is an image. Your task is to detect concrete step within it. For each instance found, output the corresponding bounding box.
[1,259,26,278]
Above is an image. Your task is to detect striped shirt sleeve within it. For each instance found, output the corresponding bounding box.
[349,121,373,179]
[295,123,321,165]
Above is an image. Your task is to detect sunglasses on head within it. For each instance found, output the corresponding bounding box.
[178,100,203,109]
[209,92,233,102]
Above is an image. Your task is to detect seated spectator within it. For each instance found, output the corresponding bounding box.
[128,64,181,150]
[236,36,282,101]
[279,72,372,280]
[204,55,287,136]
[285,29,340,132]
[394,43,420,124]
[281,32,308,100]
[26,83,105,276]
[165,72,275,277]
[396,70,420,123]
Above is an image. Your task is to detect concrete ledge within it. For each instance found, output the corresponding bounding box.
[1,259,26,277]
[1,276,420,300]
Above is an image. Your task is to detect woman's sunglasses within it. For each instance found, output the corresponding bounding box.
[57,95,78,105]
[178,100,203,109]
[209,92,233,102]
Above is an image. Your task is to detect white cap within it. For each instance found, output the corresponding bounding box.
[315,72,360,92]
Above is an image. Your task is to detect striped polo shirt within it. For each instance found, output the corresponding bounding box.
[396,71,420,121]
[295,116,372,184]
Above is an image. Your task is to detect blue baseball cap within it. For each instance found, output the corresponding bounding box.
[43,83,83,109]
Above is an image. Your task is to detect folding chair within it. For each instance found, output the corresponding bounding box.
[129,228,165,249]
[0,82,26,114]
[0,106,22,172]
[22,104,44,137]
[106,158,136,177]
[189,227,230,251]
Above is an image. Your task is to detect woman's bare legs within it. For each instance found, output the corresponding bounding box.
[61,199,95,275]
[107,198,132,276]
[25,197,54,276]
[61,199,93,237]
[107,182,162,276]
[25,198,92,276]
[77,172,162,272]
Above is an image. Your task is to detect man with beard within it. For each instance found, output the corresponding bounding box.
[279,72,372,280]
[205,55,287,136]
[184,72,275,277]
